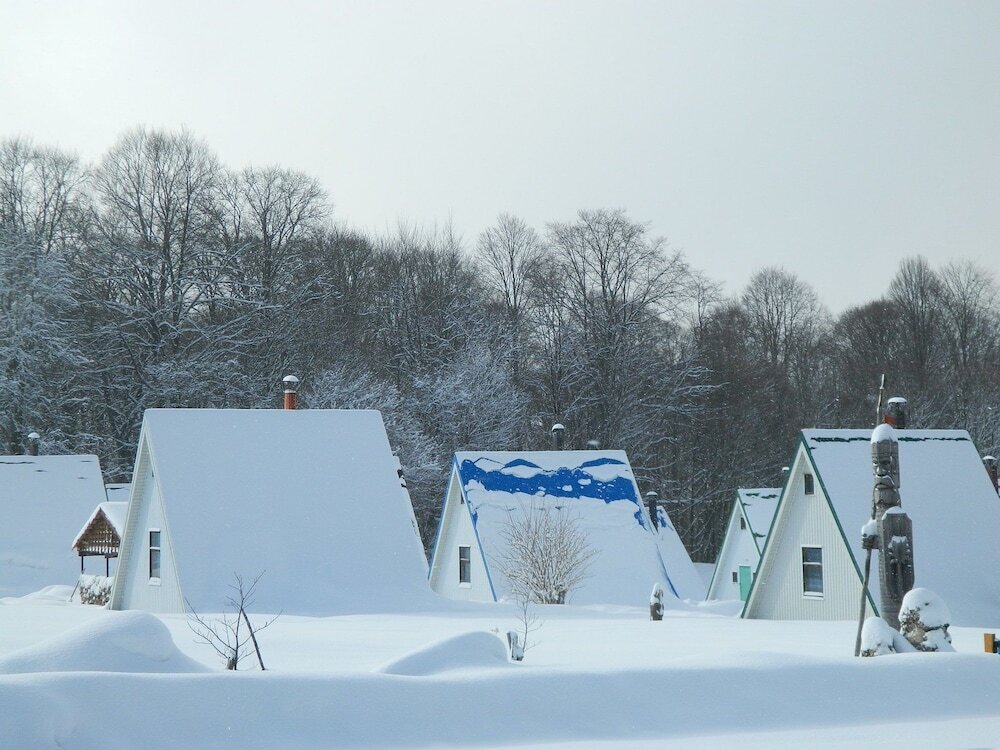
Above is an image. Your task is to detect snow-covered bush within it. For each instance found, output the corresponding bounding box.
[860,617,915,657]
[77,575,113,606]
[899,588,955,652]
[649,583,664,621]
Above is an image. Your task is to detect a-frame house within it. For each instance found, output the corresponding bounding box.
[743,428,1000,626]
[428,450,702,607]
[705,488,780,602]
[109,408,432,616]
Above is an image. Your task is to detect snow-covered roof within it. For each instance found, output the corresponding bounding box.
[131,409,432,615]
[72,501,129,549]
[0,454,108,597]
[104,483,130,501]
[453,450,701,604]
[802,428,1000,626]
[736,488,780,546]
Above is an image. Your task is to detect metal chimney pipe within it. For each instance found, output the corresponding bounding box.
[25,432,40,456]
[550,423,565,450]
[282,375,300,410]
[885,396,907,429]
[645,491,659,531]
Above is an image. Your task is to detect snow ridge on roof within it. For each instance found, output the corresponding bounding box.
[456,451,644,525]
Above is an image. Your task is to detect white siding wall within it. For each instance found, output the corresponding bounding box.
[707,507,760,601]
[111,443,184,613]
[746,446,875,621]
[429,473,493,602]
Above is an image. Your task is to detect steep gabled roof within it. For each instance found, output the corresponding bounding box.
[72,501,128,551]
[124,409,432,615]
[736,488,781,554]
[452,450,701,604]
[0,454,107,597]
[801,428,1000,625]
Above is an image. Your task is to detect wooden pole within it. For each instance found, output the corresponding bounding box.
[854,550,873,656]
[855,374,886,656]
[986,633,997,654]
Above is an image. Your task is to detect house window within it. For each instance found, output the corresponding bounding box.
[731,571,738,584]
[740,516,746,530]
[459,546,471,584]
[802,546,823,596]
[149,530,161,580]
[804,473,815,495]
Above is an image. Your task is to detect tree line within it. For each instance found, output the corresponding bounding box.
[2,128,998,561]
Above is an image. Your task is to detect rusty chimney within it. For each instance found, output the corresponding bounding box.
[25,432,40,456]
[282,375,300,410]
[550,423,565,450]
[645,491,659,530]
[884,397,907,428]
[984,455,999,495]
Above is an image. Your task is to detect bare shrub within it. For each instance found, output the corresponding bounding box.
[496,503,597,605]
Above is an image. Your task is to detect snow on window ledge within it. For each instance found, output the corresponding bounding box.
[148,577,161,587]
[458,582,472,589]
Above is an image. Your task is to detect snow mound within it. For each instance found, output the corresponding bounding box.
[0,610,208,674]
[378,631,511,676]
[9,585,76,603]
[900,588,955,652]
[860,617,915,656]
[901,588,950,629]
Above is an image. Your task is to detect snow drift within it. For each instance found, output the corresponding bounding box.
[378,631,511,676]
[0,610,207,674]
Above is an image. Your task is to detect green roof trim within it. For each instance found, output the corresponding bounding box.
[811,435,970,445]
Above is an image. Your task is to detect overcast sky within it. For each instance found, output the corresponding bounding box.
[2,1,998,312]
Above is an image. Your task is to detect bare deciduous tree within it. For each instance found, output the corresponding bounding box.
[478,213,545,385]
[496,503,597,604]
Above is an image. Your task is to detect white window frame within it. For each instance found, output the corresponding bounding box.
[148,529,162,585]
[801,545,823,598]
[458,545,471,586]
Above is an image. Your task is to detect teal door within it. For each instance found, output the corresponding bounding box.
[738,566,753,601]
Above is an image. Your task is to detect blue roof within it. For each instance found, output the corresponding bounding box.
[448,450,703,604]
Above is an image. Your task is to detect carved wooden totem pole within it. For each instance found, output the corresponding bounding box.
[862,402,916,630]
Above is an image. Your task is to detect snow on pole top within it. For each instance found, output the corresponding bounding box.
[871,423,896,444]
[886,397,908,405]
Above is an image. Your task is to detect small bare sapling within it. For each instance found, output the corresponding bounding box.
[187,571,280,670]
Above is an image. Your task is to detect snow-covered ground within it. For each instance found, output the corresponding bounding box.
[1,588,999,749]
